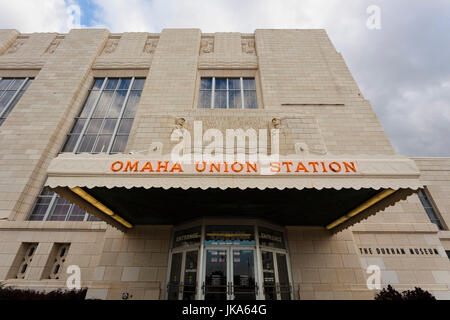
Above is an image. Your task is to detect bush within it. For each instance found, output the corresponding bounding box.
[0,285,88,300]
[375,285,436,300]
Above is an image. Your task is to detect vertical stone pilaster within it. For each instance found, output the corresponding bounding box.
[0,29,110,220]
[0,29,19,55]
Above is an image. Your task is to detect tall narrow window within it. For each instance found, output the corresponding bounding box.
[61,77,145,154]
[28,77,145,222]
[198,77,257,109]
[418,189,445,230]
[0,77,33,125]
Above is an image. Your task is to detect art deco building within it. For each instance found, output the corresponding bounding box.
[0,28,449,300]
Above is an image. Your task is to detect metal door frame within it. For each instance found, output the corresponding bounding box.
[200,245,258,300]
[259,247,294,300]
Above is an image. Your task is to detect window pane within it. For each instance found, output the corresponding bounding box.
[3,90,25,117]
[243,78,256,90]
[200,78,212,89]
[101,119,117,134]
[244,90,257,109]
[48,198,71,221]
[67,205,86,221]
[107,90,127,118]
[0,79,14,90]
[215,78,227,90]
[229,90,242,109]
[92,78,104,90]
[86,119,103,134]
[70,119,86,134]
[198,90,211,108]
[229,78,241,89]
[118,119,134,135]
[79,91,100,118]
[104,78,119,90]
[9,78,25,90]
[214,90,227,108]
[111,135,129,153]
[132,78,146,90]
[92,134,112,153]
[77,135,97,153]
[29,196,52,221]
[93,90,114,117]
[118,78,132,90]
[0,91,15,109]
[61,134,79,152]
[122,91,141,118]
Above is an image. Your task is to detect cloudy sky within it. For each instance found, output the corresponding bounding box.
[0,0,449,157]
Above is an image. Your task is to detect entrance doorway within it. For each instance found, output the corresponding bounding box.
[203,247,256,300]
[166,219,293,300]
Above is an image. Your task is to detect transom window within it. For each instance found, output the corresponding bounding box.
[418,189,446,230]
[198,77,257,109]
[28,77,145,222]
[0,77,33,126]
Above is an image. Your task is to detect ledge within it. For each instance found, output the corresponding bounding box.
[0,220,108,231]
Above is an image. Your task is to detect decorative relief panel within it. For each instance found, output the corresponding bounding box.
[143,37,159,54]
[241,37,256,55]
[45,35,64,54]
[200,37,214,54]
[43,243,70,280]
[102,37,120,55]
[15,243,38,279]
[5,37,27,55]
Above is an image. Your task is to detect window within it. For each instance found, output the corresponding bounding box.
[28,77,145,222]
[28,186,99,222]
[418,189,445,230]
[61,77,145,154]
[0,77,33,125]
[198,77,257,109]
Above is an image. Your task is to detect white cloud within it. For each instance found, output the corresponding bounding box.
[0,0,76,32]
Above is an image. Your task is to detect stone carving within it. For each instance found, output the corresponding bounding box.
[175,117,186,129]
[6,39,25,54]
[45,37,62,54]
[200,38,214,54]
[242,38,256,55]
[271,118,281,129]
[102,38,119,55]
[143,37,158,54]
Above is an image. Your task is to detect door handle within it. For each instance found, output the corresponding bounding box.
[227,282,233,296]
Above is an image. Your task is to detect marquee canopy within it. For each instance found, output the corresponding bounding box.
[45,153,422,233]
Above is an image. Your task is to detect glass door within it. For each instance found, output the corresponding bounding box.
[203,247,257,300]
[260,250,292,300]
[167,249,199,300]
[204,248,228,300]
[231,248,257,300]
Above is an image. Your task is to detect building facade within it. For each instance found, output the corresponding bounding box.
[0,28,449,300]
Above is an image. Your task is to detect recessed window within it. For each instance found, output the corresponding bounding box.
[418,189,445,230]
[28,77,145,222]
[0,77,33,126]
[28,186,99,222]
[61,77,145,154]
[198,77,257,109]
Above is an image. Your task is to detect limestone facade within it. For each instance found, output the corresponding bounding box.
[0,29,448,300]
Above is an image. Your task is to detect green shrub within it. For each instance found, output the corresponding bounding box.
[0,286,88,300]
[375,285,436,300]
